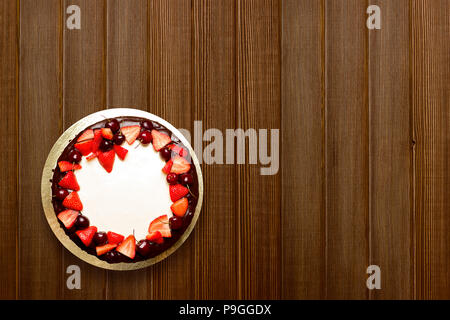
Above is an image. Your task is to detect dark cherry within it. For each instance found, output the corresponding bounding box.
[141,120,153,131]
[169,216,183,230]
[67,149,82,164]
[53,201,65,214]
[54,188,69,201]
[186,192,194,204]
[166,173,178,185]
[93,231,107,246]
[160,147,172,161]
[136,240,154,257]
[139,130,152,145]
[76,215,90,229]
[99,139,113,152]
[105,250,119,263]
[178,173,193,185]
[113,132,125,145]
[105,119,120,133]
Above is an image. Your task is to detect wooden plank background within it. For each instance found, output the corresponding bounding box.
[0,0,449,299]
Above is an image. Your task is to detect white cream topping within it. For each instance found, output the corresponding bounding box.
[76,140,173,240]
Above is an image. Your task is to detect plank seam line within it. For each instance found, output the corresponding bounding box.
[16,0,21,300]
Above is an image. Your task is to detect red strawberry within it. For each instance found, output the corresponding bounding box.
[169,184,189,202]
[63,191,83,211]
[91,129,103,153]
[121,125,141,145]
[148,215,171,238]
[86,152,98,161]
[101,128,114,140]
[107,231,124,245]
[169,144,187,157]
[96,243,117,256]
[170,156,190,174]
[97,150,115,173]
[74,140,93,156]
[146,231,164,244]
[58,161,82,172]
[170,197,188,217]
[151,130,171,151]
[116,235,136,259]
[76,226,97,247]
[58,171,80,191]
[162,159,173,174]
[113,145,128,160]
[146,230,161,241]
[77,129,94,142]
[57,210,79,229]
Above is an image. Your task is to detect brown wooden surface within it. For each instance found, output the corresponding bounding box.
[412,0,450,300]
[0,0,449,299]
[62,0,106,300]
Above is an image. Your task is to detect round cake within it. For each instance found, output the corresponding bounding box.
[42,109,202,269]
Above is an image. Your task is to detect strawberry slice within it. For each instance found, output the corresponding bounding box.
[63,191,83,211]
[107,231,124,245]
[169,144,188,157]
[91,129,103,153]
[74,140,93,156]
[57,210,79,229]
[146,231,164,244]
[121,125,141,145]
[97,150,115,173]
[58,171,80,191]
[116,235,136,259]
[76,226,97,247]
[77,129,94,142]
[86,152,98,161]
[148,215,171,238]
[151,130,171,151]
[162,159,173,174]
[170,197,188,217]
[113,145,128,160]
[58,161,82,172]
[101,128,114,140]
[169,184,189,202]
[170,156,190,174]
[96,243,117,256]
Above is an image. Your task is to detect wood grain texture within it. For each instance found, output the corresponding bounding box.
[281,0,325,299]
[412,0,450,300]
[1,0,450,300]
[236,0,281,299]
[191,0,239,299]
[18,0,63,299]
[0,0,18,300]
[148,0,195,299]
[368,0,412,300]
[62,0,107,299]
[325,0,369,299]
[106,0,149,299]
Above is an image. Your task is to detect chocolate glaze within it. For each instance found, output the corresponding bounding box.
[51,117,199,263]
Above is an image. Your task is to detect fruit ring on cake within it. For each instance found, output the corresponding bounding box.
[41,109,203,270]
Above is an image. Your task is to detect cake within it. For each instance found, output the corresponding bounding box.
[50,116,199,264]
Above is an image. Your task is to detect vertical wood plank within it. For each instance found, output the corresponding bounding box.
[148,0,194,299]
[281,0,325,299]
[107,0,148,109]
[106,0,149,299]
[368,0,412,299]
[0,0,18,300]
[412,0,450,299]
[62,0,107,299]
[191,0,239,299]
[19,0,63,299]
[237,0,281,299]
[325,0,369,299]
